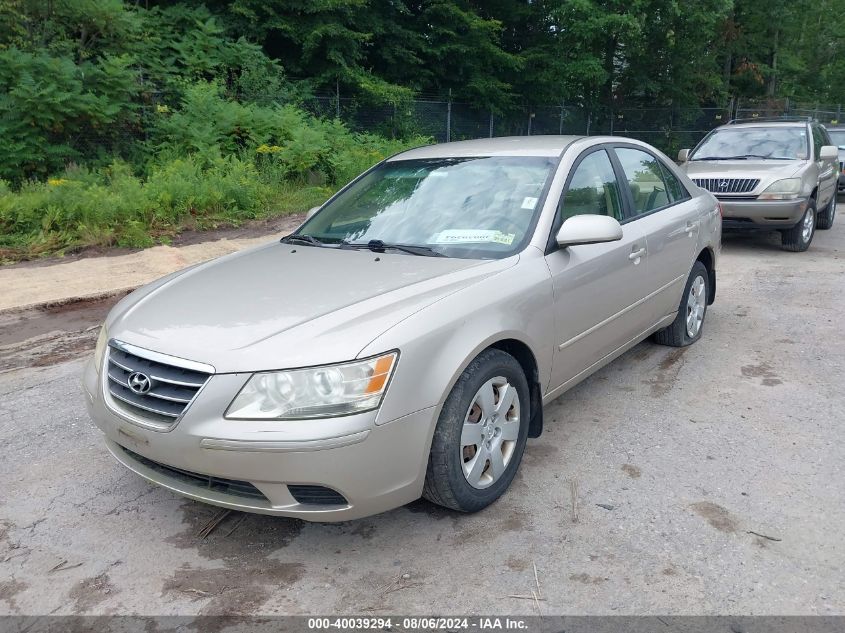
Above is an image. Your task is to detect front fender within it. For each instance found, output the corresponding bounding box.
[360,248,554,434]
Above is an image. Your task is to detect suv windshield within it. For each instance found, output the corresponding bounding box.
[828,130,845,148]
[295,156,557,259]
[691,126,809,161]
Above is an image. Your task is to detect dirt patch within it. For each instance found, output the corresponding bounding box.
[621,464,642,479]
[168,214,304,248]
[741,362,783,387]
[525,443,560,460]
[644,347,688,396]
[2,214,306,269]
[690,501,739,533]
[569,573,608,585]
[162,503,305,616]
[162,561,304,616]
[0,579,27,613]
[68,573,116,614]
[505,556,528,572]
[0,293,127,371]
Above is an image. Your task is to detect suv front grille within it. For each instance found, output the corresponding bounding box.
[693,178,759,194]
[106,344,210,426]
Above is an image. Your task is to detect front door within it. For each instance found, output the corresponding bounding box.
[545,148,654,392]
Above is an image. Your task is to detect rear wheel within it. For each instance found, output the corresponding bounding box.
[653,261,709,348]
[422,349,530,512]
[817,193,836,230]
[781,202,816,251]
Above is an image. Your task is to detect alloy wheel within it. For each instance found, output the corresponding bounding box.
[802,208,814,242]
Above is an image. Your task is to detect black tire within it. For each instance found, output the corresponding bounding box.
[652,261,710,348]
[422,348,530,512]
[817,193,836,230]
[781,201,816,251]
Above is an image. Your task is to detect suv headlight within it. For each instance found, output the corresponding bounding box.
[94,326,108,373]
[225,352,398,420]
[758,178,802,200]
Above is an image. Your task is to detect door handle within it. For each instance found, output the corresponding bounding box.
[629,247,646,261]
[685,221,698,235]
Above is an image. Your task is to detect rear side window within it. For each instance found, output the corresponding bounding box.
[615,147,671,215]
[558,149,624,223]
[659,163,690,202]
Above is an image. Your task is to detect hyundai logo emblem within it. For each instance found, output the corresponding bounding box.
[127,371,152,395]
[718,180,729,189]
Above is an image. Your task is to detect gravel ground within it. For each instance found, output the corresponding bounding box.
[0,223,843,617]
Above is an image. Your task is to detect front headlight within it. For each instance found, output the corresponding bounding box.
[225,352,398,420]
[94,326,108,373]
[758,178,802,200]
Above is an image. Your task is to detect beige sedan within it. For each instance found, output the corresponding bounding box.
[84,136,721,521]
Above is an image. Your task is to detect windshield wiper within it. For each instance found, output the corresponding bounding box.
[693,154,794,161]
[280,234,325,247]
[340,239,445,257]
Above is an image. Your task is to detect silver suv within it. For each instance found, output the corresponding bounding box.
[680,118,838,251]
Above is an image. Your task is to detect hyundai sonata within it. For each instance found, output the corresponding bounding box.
[83,136,721,521]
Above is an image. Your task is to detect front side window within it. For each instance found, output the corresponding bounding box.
[616,148,671,215]
[811,125,824,159]
[690,126,809,161]
[558,150,623,224]
[298,156,557,259]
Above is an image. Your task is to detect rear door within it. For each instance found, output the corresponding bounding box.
[611,145,700,321]
[544,147,654,391]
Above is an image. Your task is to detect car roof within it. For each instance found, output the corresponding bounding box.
[719,121,810,129]
[388,135,583,160]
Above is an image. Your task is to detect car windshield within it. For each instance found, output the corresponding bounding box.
[691,127,809,160]
[828,130,845,149]
[295,156,557,259]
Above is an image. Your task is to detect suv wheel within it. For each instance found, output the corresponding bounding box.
[653,261,709,347]
[781,201,816,252]
[817,193,836,230]
[422,349,530,512]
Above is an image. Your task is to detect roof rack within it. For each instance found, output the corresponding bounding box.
[727,116,815,125]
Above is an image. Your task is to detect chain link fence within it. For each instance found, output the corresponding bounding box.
[734,98,845,125]
[301,95,735,156]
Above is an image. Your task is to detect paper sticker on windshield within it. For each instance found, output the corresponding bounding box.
[521,196,539,210]
[431,230,515,245]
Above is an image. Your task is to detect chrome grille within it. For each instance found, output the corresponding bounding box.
[693,178,760,194]
[106,343,210,426]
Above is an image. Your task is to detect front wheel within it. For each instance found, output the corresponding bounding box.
[781,202,816,251]
[422,349,530,512]
[817,193,836,230]
[653,261,710,348]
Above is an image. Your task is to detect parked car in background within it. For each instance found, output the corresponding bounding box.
[824,125,845,196]
[84,136,720,521]
[679,118,838,251]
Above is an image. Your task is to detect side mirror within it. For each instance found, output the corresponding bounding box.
[677,149,690,163]
[820,145,838,161]
[305,206,321,220]
[556,215,623,248]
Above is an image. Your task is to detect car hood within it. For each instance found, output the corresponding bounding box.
[683,159,806,182]
[106,241,513,372]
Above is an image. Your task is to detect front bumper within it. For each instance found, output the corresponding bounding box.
[83,357,435,521]
[718,197,808,230]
